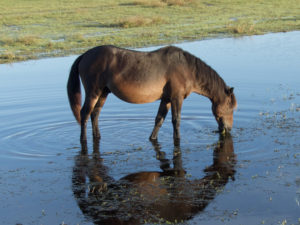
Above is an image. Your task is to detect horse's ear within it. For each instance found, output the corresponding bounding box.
[230,87,237,109]
[226,87,234,95]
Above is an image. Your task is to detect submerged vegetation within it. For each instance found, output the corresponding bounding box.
[0,0,300,63]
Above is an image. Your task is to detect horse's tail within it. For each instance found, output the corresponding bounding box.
[67,54,83,124]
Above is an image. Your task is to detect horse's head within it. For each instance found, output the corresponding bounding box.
[212,87,237,133]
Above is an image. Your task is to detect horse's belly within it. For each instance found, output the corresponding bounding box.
[109,83,164,104]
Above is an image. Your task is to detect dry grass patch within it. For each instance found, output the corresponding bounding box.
[118,16,165,28]
[132,0,196,7]
[162,0,196,6]
[1,36,41,46]
[132,0,166,7]
[0,50,16,61]
[16,36,41,46]
[227,22,256,35]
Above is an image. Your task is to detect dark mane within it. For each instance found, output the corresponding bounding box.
[152,46,229,103]
[183,51,227,103]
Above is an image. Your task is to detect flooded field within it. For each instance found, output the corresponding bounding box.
[0,32,299,225]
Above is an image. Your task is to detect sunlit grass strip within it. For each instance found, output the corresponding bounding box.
[0,0,300,63]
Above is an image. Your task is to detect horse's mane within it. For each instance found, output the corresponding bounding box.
[183,50,227,102]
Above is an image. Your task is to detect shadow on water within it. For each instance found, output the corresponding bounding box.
[72,135,236,224]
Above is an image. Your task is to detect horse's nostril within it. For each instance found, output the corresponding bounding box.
[218,124,224,132]
[225,126,232,133]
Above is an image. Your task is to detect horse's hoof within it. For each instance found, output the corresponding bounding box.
[80,136,87,145]
[93,135,101,140]
[149,135,157,141]
[80,139,88,153]
[173,138,180,146]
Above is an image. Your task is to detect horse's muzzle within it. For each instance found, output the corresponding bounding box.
[218,123,232,134]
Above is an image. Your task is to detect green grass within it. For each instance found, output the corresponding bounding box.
[1,0,300,63]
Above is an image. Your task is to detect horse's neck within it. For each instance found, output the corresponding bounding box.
[192,58,226,104]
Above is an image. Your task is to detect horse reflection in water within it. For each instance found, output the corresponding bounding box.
[72,135,236,225]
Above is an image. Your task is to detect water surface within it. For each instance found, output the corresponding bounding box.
[0,32,300,225]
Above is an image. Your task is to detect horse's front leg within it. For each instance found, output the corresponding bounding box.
[149,100,171,140]
[171,97,183,145]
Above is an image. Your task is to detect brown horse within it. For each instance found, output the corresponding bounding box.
[67,45,237,144]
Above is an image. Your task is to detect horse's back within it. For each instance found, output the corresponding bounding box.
[78,45,115,74]
[78,45,194,103]
[106,49,168,103]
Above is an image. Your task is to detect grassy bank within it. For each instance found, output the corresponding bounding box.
[1,0,300,63]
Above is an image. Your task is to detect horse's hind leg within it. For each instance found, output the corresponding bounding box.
[91,89,109,141]
[150,100,171,140]
[80,95,99,143]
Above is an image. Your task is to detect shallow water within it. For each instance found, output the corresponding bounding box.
[0,32,300,225]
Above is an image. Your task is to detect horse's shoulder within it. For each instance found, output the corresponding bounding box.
[158,46,197,66]
[159,46,183,54]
